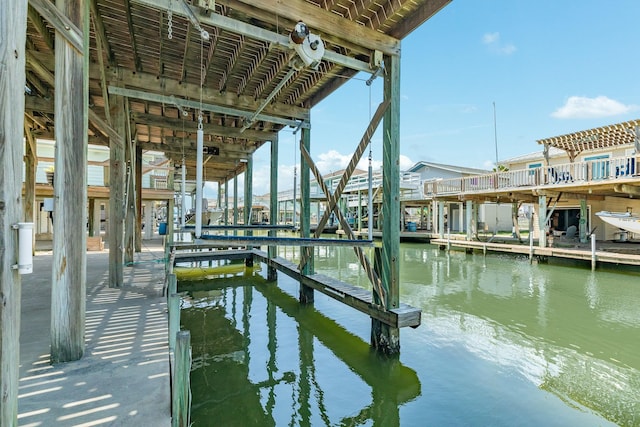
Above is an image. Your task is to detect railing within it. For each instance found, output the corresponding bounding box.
[425,155,639,197]
[277,171,423,202]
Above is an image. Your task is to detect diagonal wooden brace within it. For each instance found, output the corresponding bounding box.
[298,144,387,308]
[312,100,390,239]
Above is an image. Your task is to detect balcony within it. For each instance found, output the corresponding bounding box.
[424,155,639,198]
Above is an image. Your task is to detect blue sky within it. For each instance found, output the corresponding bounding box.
[208,0,640,198]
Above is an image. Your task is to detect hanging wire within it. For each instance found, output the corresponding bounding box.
[198,36,204,128]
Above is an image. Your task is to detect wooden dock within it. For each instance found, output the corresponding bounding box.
[171,244,421,329]
[430,238,640,267]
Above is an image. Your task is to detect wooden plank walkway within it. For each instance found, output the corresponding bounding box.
[252,250,421,328]
[431,238,640,267]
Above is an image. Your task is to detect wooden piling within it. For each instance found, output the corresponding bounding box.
[268,136,278,281]
[50,0,88,363]
[172,331,192,427]
[109,94,126,287]
[591,234,597,271]
[168,274,179,351]
[1,0,28,421]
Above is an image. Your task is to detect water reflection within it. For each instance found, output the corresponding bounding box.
[399,244,640,426]
[180,271,421,427]
[180,243,640,426]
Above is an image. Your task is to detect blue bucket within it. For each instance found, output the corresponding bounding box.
[159,222,167,235]
[407,222,417,232]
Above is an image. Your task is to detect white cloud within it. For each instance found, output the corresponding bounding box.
[482,32,517,55]
[482,32,500,44]
[218,150,417,197]
[551,96,636,119]
[399,155,414,170]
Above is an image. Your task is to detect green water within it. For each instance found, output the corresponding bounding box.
[179,243,640,426]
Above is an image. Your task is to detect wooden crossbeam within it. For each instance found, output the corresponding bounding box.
[28,0,83,54]
[196,235,373,247]
[181,224,294,230]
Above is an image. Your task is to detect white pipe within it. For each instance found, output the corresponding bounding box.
[181,159,186,228]
[18,222,34,274]
[195,129,204,238]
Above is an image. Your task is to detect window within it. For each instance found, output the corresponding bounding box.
[584,154,610,180]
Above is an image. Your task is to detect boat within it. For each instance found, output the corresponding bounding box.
[185,209,224,226]
[595,211,640,234]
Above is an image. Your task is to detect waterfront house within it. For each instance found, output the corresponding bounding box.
[425,119,640,245]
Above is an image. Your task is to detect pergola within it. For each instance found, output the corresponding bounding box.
[1,0,451,423]
[538,119,640,161]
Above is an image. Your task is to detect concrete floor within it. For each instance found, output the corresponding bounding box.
[18,240,171,427]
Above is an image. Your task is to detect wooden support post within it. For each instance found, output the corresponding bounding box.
[233,175,238,236]
[124,136,135,265]
[591,233,597,271]
[50,0,88,364]
[168,275,179,351]
[135,145,143,251]
[438,201,445,238]
[538,194,547,248]
[109,94,126,287]
[172,330,192,427]
[512,202,522,240]
[465,200,473,241]
[224,179,229,228]
[88,198,96,237]
[299,127,314,303]
[579,198,588,243]
[372,52,401,355]
[244,156,253,266]
[24,125,37,233]
[1,0,28,421]
[268,136,278,281]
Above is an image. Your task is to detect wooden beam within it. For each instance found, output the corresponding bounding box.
[91,10,111,125]
[130,0,374,72]
[106,68,309,121]
[196,235,373,247]
[138,140,252,157]
[50,0,88,364]
[112,85,307,129]
[1,0,28,422]
[388,0,451,39]
[268,136,278,280]
[614,184,640,197]
[135,145,143,252]
[23,54,119,142]
[122,0,142,71]
[89,108,120,143]
[109,94,126,288]
[232,0,400,56]
[24,124,37,227]
[27,5,55,51]
[131,112,277,141]
[224,0,371,57]
[375,52,401,354]
[124,103,135,264]
[89,0,115,66]
[28,0,84,54]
